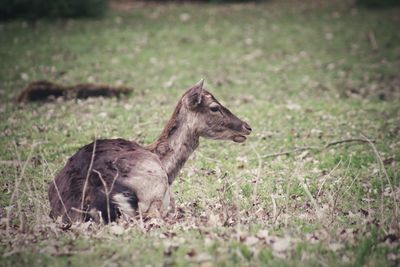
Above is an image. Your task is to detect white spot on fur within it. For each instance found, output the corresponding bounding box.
[113,193,136,217]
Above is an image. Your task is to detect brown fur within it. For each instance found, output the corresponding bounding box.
[48,80,251,223]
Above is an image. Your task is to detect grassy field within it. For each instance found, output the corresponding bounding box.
[1,0,399,266]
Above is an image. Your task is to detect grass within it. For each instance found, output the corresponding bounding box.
[1,0,399,266]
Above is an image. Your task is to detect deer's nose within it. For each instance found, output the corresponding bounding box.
[242,122,252,133]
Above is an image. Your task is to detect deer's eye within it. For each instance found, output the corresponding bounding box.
[210,105,220,112]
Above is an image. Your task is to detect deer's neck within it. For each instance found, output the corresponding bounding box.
[148,102,199,184]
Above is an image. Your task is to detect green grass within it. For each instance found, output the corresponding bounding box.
[1,1,399,266]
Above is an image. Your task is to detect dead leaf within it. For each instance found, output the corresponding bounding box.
[271,237,291,252]
[109,225,124,235]
[21,73,29,81]
[286,102,301,111]
[328,243,344,251]
[296,150,310,160]
[256,229,269,240]
[244,236,259,246]
[180,13,190,22]
[191,252,212,263]
[310,128,323,138]
[187,249,197,257]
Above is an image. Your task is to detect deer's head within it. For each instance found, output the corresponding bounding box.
[182,79,252,143]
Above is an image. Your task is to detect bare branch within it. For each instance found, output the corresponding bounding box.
[298,174,322,220]
[41,150,72,223]
[262,147,315,159]
[92,165,119,224]
[270,194,278,225]
[316,159,342,198]
[261,138,373,159]
[92,169,111,223]
[325,138,370,148]
[80,140,97,217]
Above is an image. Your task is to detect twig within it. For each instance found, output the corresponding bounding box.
[339,171,360,203]
[71,207,91,214]
[42,150,73,223]
[262,147,315,159]
[361,133,398,228]
[12,142,35,207]
[217,173,231,225]
[92,168,119,224]
[325,138,370,148]
[316,159,342,198]
[6,142,37,235]
[11,142,26,232]
[300,177,322,219]
[109,163,120,198]
[251,143,263,205]
[234,172,241,242]
[270,194,278,225]
[273,206,284,225]
[17,188,48,207]
[81,140,97,216]
[331,156,353,221]
[262,138,371,159]
[367,31,378,51]
[138,208,145,232]
[196,151,222,163]
[295,163,322,219]
[284,177,291,227]
[92,170,111,223]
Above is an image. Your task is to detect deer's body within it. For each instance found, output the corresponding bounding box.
[48,80,251,223]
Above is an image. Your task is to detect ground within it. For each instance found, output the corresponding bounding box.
[0,0,399,266]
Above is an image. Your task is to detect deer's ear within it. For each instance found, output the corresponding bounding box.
[185,79,204,109]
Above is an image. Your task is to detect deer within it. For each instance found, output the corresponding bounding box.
[48,79,252,223]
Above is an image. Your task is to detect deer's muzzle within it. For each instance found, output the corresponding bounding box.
[232,122,252,143]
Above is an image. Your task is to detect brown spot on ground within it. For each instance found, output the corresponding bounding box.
[17,80,133,103]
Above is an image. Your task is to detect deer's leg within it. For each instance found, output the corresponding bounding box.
[138,183,170,218]
[138,200,159,218]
